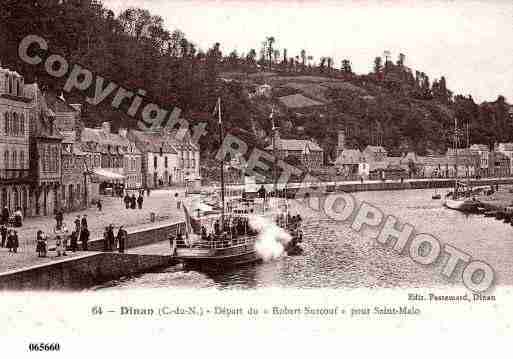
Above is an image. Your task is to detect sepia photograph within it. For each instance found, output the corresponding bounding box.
[0,0,511,355]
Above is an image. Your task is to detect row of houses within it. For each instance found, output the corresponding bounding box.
[0,63,200,218]
[333,130,512,180]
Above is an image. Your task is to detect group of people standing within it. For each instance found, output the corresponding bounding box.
[33,212,91,258]
[103,224,128,253]
[1,206,23,227]
[0,224,19,254]
[123,192,144,210]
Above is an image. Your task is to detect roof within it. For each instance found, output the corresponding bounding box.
[81,128,141,155]
[24,83,62,140]
[44,92,78,113]
[265,138,323,152]
[496,143,513,151]
[364,145,387,154]
[334,149,365,165]
[130,129,199,154]
[278,94,324,109]
[470,144,489,152]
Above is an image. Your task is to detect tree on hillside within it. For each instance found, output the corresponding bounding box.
[397,53,406,67]
[246,49,257,65]
[265,36,275,71]
[341,59,352,74]
[300,49,306,69]
[374,57,383,73]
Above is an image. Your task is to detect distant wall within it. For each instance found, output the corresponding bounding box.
[0,252,175,290]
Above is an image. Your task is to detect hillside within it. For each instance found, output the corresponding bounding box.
[1,1,511,164]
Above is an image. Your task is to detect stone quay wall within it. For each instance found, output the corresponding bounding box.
[0,252,175,290]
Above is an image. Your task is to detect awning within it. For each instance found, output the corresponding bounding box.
[92,168,125,182]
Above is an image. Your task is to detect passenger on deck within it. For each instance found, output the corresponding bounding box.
[214,220,220,235]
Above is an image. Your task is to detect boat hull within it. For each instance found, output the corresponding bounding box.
[174,244,262,269]
[444,198,478,212]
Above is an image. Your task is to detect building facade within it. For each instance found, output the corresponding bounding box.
[129,129,200,189]
[265,132,324,170]
[0,64,32,216]
[26,84,63,217]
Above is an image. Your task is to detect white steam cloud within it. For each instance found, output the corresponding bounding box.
[249,215,292,262]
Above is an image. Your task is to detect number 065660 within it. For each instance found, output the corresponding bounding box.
[28,343,61,352]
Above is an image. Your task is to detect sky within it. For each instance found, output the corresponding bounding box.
[103,0,513,103]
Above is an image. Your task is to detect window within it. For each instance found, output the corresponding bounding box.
[4,151,9,169]
[12,113,17,136]
[12,151,17,169]
[5,112,10,135]
[19,151,24,169]
[20,114,24,135]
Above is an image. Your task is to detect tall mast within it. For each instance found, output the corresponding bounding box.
[271,107,278,194]
[217,97,225,225]
[454,117,459,196]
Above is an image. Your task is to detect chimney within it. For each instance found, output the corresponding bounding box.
[118,128,128,138]
[102,121,111,134]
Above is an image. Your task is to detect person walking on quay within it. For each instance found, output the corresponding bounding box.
[7,229,19,254]
[130,194,137,209]
[0,223,7,248]
[74,215,81,233]
[137,193,143,210]
[97,199,102,212]
[54,223,68,257]
[55,209,63,228]
[103,224,115,251]
[175,193,181,209]
[36,231,48,257]
[1,206,9,225]
[146,187,150,197]
[81,214,88,230]
[13,207,23,227]
[70,229,78,252]
[124,193,130,209]
[80,226,90,251]
[103,227,109,251]
[116,226,127,253]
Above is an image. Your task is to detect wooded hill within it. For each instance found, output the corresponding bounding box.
[1,0,511,163]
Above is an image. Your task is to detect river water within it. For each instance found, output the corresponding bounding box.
[97,188,513,290]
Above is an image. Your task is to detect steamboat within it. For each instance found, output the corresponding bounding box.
[169,99,302,269]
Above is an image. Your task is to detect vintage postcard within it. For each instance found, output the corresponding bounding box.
[0,0,511,356]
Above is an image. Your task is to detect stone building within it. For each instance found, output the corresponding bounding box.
[45,93,97,211]
[61,132,94,211]
[265,131,324,170]
[129,128,200,189]
[118,128,143,191]
[25,84,63,217]
[0,64,32,216]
